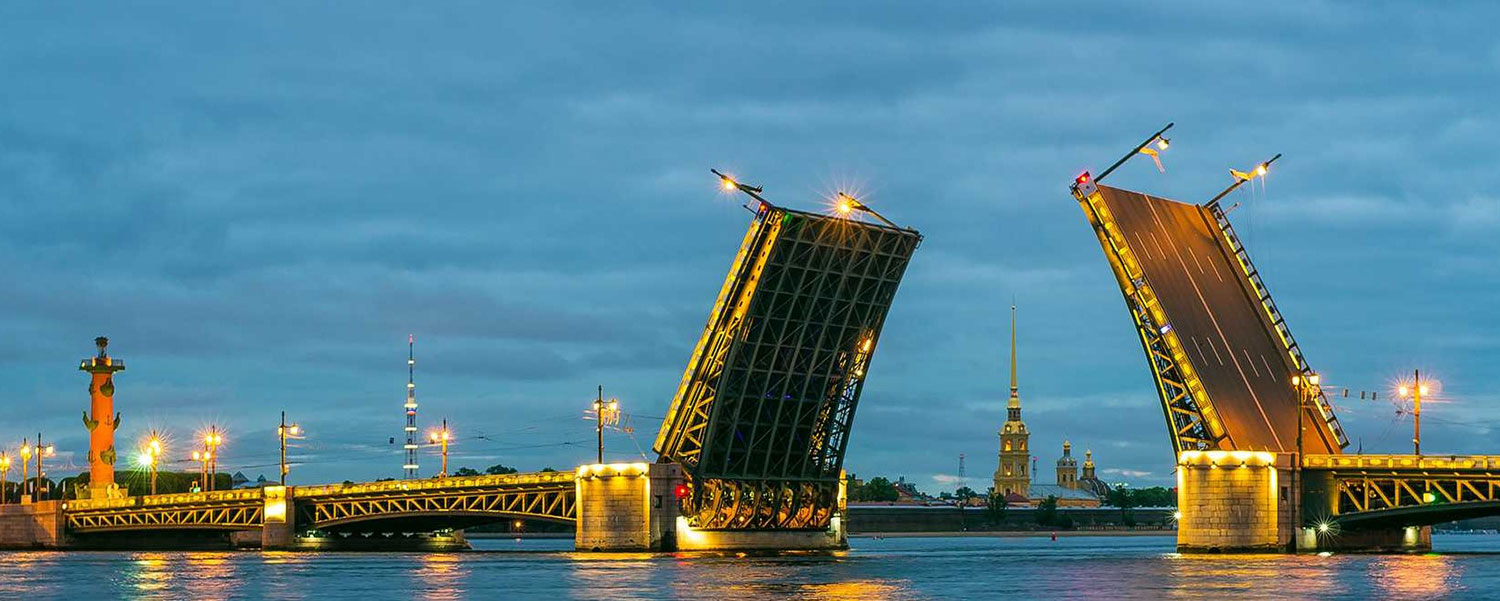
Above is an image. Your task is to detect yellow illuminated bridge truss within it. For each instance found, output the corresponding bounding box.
[63,471,577,534]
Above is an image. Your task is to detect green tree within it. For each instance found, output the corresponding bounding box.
[858,476,899,502]
[485,464,519,475]
[452,467,481,477]
[1036,495,1059,526]
[985,492,1008,526]
[540,467,557,473]
[955,486,978,501]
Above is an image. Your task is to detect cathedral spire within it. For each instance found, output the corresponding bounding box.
[1008,304,1020,411]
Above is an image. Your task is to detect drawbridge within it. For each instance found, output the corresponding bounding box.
[654,190,922,530]
[1072,127,1500,548]
[1073,179,1347,456]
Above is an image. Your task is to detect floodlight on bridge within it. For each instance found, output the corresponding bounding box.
[835,192,903,229]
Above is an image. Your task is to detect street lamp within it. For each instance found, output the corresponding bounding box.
[141,431,163,495]
[33,434,54,502]
[1397,370,1432,455]
[835,192,902,229]
[19,440,31,504]
[191,450,210,493]
[1290,372,1320,552]
[0,452,10,505]
[278,411,303,486]
[429,419,451,478]
[203,426,224,491]
[591,386,621,464]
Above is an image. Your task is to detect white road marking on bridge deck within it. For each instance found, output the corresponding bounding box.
[1260,354,1276,381]
[1149,232,1168,261]
[1208,253,1224,282]
[1139,198,1284,449]
[1243,348,1261,378]
[1208,338,1224,365]
[1192,336,1210,365]
[1133,232,1156,260]
[1189,247,1205,275]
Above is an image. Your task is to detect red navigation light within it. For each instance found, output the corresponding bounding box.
[673,484,690,500]
[1076,172,1091,185]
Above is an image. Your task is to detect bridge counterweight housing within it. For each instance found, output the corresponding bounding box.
[654,204,920,531]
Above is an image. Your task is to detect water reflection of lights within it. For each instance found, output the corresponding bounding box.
[1162,554,1342,599]
[1371,555,1459,598]
[185,552,238,599]
[128,552,174,595]
[416,553,466,601]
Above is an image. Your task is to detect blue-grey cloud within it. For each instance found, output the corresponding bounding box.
[0,2,1497,491]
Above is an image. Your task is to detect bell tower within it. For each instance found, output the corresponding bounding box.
[992,306,1030,498]
[79,337,125,499]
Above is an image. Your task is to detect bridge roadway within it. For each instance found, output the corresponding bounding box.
[61,469,577,536]
[1089,185,1341,454]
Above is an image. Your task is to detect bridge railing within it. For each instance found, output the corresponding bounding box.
[293,470,576,499]
[1305,454,1500,472]
[66,488,265,511]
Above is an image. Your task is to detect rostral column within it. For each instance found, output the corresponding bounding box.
[80,336,125,499]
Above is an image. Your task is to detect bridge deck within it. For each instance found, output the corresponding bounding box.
[1094,186,1338,454]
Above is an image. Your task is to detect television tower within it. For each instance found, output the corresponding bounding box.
[402,335,419,478]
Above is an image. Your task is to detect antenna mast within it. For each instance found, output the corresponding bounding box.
[403,335,420,478]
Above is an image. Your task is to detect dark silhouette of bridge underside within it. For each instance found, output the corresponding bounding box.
[1086,185,1343,454]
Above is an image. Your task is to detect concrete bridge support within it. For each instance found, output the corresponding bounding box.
[261,485,295,550]
[573,462,847,552]
[1177,451,1431,553]
[0,501,66,549]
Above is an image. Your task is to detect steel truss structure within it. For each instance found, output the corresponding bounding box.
[67,497,263,533]
[1307,454,1500,515]
[1074,185,1225,454]
[296,473,576,529]
[655,204,920,530]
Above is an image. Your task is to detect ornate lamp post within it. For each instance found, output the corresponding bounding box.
[0,452,10,504]
[19,440,31,504]
[429,420,451,478]
[203,426,223,491]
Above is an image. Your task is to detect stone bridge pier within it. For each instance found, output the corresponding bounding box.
[1176,451,1430,553]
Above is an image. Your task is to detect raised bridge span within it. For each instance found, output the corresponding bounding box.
[0,182,920,552]
[1074,158,1498,552]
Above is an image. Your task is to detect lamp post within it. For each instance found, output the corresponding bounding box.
[19,439,31,504]
[1397,370,1429,456]
[142,431,162,495]
[0,453,10,505]
[279,411,302,486]
[203,426,223,491]
[591,386,620,464]
[429,419,451,478]
[1290,372,1319,552]
[33,433,54,501]
[191,450,209,492]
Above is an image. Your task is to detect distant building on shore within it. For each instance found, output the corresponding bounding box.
[990,306,1109,509]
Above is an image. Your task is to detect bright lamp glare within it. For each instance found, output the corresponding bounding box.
[1255,164,1268,176]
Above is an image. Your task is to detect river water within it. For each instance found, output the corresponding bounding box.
[2,534,1496,600]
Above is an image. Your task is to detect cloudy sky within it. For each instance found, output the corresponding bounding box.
[2,3,1497,492]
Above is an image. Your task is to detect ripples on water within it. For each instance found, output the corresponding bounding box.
[1,535,1495,600]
